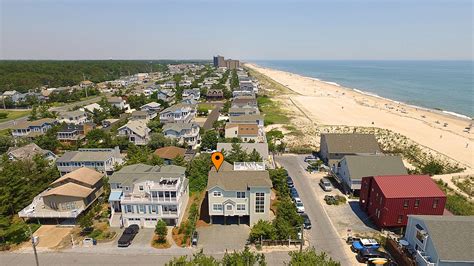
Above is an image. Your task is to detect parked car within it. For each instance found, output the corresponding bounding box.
[118,225,140,247]
[351,238,380,252]
[191,231,199,246]
[356,249,390,263]
[319,178,333,191]
[287,176,294,188]
[304,155,316,162]
[290,187,299,199]
[300,213,312,229]
[294,199,305,213]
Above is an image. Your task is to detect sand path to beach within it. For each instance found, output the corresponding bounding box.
[246,63,473,169]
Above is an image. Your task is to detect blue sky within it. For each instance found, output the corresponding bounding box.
[1,0,472,60]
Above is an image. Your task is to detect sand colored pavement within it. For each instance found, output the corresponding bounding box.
[246,64,474,169]
[21,225,73,250]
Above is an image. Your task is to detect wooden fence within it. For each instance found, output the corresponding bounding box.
[385,238,416,266]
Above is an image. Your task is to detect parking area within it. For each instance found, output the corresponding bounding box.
[20,225,73,250]
[111,228,155,249]
[196,225,250,253]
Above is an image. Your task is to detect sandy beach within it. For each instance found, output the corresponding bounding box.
[245,63,474,170]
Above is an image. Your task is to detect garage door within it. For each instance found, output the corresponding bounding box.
[144,218,157,228]
[126,218,141,227]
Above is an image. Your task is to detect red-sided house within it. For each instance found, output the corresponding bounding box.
[359,175,446,228]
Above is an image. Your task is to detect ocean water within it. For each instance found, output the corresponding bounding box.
[252,60,473,118]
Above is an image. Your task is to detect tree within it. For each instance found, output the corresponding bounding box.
[147,132,171,150]
[249,220,276,242]
[421,161,444,175]
[186,154,211,192]
[289,247,340,266]
[172,155,187,167]
[0,135,13,154]
[248,148,263,162]
[225,143,248,164]
[78,212,93,229]
[200,130,218,151]
[85,128,113,148]
[273,198,303,240]
[222,246,266,266]
[126,144,152,165]
[147,119,163,133]
[154,219,168,243]
[149,154,164,166]
[28,105,38,121]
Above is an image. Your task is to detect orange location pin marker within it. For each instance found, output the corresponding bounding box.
[211,152,224,172]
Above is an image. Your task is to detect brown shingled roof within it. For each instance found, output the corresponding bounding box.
[154,146,186,160]
[51,167,103,187]
[43,183,93,198]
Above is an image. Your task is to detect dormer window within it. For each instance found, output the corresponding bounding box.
[139,186,144,191]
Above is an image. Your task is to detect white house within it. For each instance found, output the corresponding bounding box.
[207,161,272,225]
[108,164,189,227]
[117,120,151,145]
[57,110,90,125]
[162,123,200,148]
[159,103,196,124]
[56,147,124,175]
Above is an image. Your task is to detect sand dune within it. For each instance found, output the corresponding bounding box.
[246,63,474,169]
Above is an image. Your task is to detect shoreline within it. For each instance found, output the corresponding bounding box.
[248,63,473,121]
[245,63,474,170]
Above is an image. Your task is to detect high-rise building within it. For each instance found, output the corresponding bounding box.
[213,55,225,67]
[225,59,240,70]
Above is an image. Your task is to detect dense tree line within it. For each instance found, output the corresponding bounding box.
[0,60,171,92]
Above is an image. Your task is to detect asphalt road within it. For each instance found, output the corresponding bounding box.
[275,154,360,266]
[0,97,101,131]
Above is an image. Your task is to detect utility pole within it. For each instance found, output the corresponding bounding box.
[27,224,39,266]
[299,224,304,253]
[82,73,88,98]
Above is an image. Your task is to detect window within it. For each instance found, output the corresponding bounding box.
[139,205,146,213]
[226,205,233,211]
[379,197,382,205]
[397,215,403,224]
[150,205,158,214]
[139,185,144,191]
[416,230,425,244]
[213,204,223,211]
[213,191,222,197]
[151,191,157,198]
[237,204,246,211]
[125,205,133,213]
[125,187,129,191]
[403,199,409,209]
[237,192,246,198]
[376,209,380,218]
[433,199,439,208]
[415,199,420,208]
[255,192,265,213]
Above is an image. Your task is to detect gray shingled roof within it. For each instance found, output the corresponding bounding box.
[119,120,150,137]
[207,161,272,191]
[109,163,186,186]
[57,150,116,163]
[408,215,474,263]
[160,103,194,114]
[322,133,381,154]
[229,114,263,123]
[163,123,198,133]
[343,155,407,180]
[11,118,56,130]
[7,143,53,160]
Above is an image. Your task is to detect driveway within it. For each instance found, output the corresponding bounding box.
[275,154,362,266]
[196,225,250,253]
[19,225,73,251]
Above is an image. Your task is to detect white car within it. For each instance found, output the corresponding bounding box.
[295,199,305,213]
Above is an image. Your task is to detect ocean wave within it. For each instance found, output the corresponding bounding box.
[323,81,340,86]
[442,111,472,120]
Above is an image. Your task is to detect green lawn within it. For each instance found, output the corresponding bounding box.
[198,103,215,110]
[0,110,30,123]
[257,96,290,125]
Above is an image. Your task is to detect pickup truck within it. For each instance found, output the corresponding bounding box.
[351,238,380,252]
[118,225,139,247]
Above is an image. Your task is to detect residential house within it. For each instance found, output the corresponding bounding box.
[57,110,90,125]
[404,215,474,266]
[229,114,264,127]
[56,147,124,175]
[225,123,265,142]
[108,164,189,227]
[207,161,272,225]
[233,90,255,98]
[154,146,186,165]
[359,175,446,228]
[157,89,176,104]
[162,123,200,148]
[7,143,56,162]
[239,80,257,93]
[228,106,260,117]
[159,103,196,124]
[319,133,382,168]
[80,80,94,88]
[108,97,127,109]
[11,118,57,138]
[18,167,104,220]
[57,123,95,144]
[179,80,192,87]
[206,89,224,100]
[182,88,201,101]
[117,120,151,145]
[231,97,258,108]
[1,90,22,103]
[131,110,155,121]
[161,81,176,89]
[140,102,162,113]
[334,155,407,193]
[80,103,103,113]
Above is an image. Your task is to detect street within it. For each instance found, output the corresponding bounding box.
[275,154,361,266]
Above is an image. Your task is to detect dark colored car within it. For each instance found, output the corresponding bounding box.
[290,187,299,199]
[118,225,140,247]
[287,176,294,188]
[300,213,312,229]
[191,231,199,246]
[356,249,390,263]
